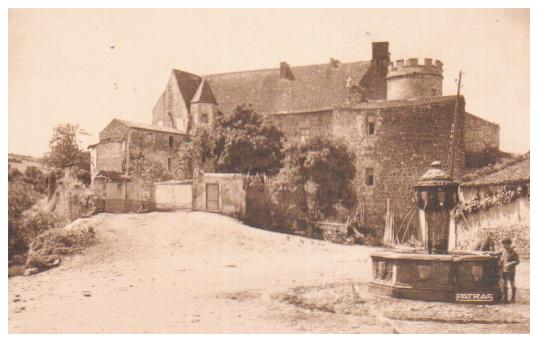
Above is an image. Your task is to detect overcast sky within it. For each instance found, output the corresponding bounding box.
[9,8,529,156]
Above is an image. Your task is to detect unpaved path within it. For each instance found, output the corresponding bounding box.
[8,211,529,333]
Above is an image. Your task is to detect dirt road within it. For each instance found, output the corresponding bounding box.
[8,211,530,333]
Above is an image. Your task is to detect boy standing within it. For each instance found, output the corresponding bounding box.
[500,238,520,302]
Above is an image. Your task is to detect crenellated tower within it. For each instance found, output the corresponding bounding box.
[386,58,443,100]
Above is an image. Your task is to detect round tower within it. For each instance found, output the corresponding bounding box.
[386,58,443,100]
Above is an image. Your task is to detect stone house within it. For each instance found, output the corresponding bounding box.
[93,41,500,232]
[89,118,188,181]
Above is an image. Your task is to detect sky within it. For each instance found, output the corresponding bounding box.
[8,8,530,156]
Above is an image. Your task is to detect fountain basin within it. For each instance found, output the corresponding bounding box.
[369,250,501,303]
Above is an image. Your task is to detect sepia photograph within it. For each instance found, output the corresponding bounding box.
[4,4,533,335]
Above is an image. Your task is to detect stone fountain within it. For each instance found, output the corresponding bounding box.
[368,161,501,303]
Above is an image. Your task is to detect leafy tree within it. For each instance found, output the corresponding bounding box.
[214,105,284,175]
[45,123,90,169]
[8,186,40,258]
[176,125,217,176]
[272,135,357,224]
[23,166,46,193]
[176,105,284,177]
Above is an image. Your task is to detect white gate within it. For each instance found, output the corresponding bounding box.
[154,180,192,210]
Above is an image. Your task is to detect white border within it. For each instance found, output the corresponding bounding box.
[2,1,535,341]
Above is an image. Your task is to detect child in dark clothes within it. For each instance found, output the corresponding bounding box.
[499,238,520,302]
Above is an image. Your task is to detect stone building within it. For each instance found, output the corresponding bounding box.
[89,118,188,181]
[148,41,499,231]
[91,41,500,231]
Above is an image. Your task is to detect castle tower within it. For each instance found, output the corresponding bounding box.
[386,58,443,100]
[189,79,218,131]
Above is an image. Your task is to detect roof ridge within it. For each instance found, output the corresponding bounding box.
[204,60,371,78]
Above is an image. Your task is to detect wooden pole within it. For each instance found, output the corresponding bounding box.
[449,71,462,178]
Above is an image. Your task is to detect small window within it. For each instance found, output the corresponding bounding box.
[300,128,310,143]
[365,168,374,186]
[167,158,172,171]
[367,114,375,135]
[169,136,174,148]
[200,112,209,124]
[431,88,437,96]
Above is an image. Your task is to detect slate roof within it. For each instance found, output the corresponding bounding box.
[461,159,530,187]
[114,119,185,135]
[338,95,460,110]
[172,69,203,105]
[202,61,372,115]
[191,79,217,104]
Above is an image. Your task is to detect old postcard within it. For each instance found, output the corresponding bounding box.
[6,7,531,334]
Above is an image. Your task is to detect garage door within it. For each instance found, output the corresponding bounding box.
[206,183,219,211]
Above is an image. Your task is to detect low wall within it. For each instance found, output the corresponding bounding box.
[93,177,154,213]
[154,180,193,210]
[456,197,529,257]
[193,171,246,218]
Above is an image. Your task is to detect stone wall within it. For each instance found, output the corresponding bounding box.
[464,112,500,168]
[95,142,124,175]
[267,111,333,143]
[332,96,466,233]
[192,171,246,218]
[455,197,529,258]
[151,73,190,133]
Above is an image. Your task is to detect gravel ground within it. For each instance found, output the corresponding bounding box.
[8,211,530,333]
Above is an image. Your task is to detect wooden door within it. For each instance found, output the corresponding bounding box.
[206,183,219,211]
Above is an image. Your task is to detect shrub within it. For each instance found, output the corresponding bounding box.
[8,185,41,258]
[18,208,60,248]
[26,221,96,271]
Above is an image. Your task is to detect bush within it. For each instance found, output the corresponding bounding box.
[26,221,96,271]
[8,185,41,258]
[19,208,59,242]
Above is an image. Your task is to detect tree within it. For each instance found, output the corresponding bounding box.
[272,135,357,224]
[45,123,90,169]
[23,166,46,193]
[176,105,284,177]
[176,125,217,176]
[214,105,284,175]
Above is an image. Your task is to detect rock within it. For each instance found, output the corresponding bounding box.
[82,291,92,297]
[24,268,39,276]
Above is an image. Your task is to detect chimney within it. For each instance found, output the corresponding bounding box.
[280,61,294,80]
[372,42,390,68]
[330,58,341,69]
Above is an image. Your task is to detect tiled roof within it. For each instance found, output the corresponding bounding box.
[461,159,530,187]
[203,61,372,115]
[114,119,185,135]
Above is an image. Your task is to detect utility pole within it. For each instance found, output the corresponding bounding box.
[449,71,462,178]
